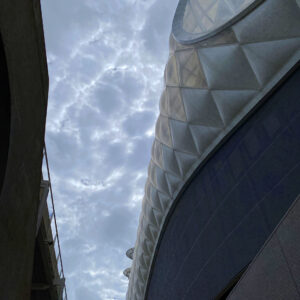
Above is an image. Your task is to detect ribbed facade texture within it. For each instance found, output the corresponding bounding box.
[126,0,300,299]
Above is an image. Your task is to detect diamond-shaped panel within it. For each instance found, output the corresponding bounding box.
[165,54,179,86]
[161,143,182,177]
[166,87,186,122]
[127,0,300,298]
[242,38,300,86]
[211,89,258,125]
[232,0,300,43]
[154,166,170,196]
[198,44,260,89]
[176,49,207,88]
[189,124,221,154]
[155,115,172,147]
[182,88,224,128]
[174,150,198,177]
[152,140,163,168]
[159,89,168,117]
[169,118,198,154]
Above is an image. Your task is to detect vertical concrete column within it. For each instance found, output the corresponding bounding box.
[0,0,49,299]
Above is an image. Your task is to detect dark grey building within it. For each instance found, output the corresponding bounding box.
[126,0,300,299]
[0,1,66,299]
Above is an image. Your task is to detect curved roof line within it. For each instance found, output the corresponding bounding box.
[172,0,263,44]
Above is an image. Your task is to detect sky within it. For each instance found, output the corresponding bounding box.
[40,0,178,299]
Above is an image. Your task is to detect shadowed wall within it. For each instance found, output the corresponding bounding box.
[147,68,300,300]
[0,0,49,299]
[0,34,10,195]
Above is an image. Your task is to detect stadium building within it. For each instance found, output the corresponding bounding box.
[126,0,300,299]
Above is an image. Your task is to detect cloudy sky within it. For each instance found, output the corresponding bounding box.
[40,0,178,299]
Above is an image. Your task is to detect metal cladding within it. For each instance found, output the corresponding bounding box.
[126,0,300,299]
[146,64,300,299]
[172,0,263,44]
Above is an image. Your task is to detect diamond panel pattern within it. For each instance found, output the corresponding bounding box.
[165,55,179,86]
[176,49,207,88]
[166,87,186,121]
[181,88,224,127]
[198,44,260,89]
[242,38,300,85]
[181,0,256,35]
[127,0,300,299]
[211,90,257,125]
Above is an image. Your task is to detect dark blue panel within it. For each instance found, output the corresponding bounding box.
[185,207,269,299]
[147,68,300,300]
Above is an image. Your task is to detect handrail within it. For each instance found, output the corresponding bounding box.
[43,145,68,300]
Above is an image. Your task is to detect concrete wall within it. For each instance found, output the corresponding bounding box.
[0,33,10,196]
[0,0,48,299]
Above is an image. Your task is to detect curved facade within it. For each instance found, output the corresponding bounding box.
[172,0,263,44]
[126,0,300,299]
[147,67,300,299]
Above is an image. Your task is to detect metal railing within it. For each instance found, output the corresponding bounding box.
[43,145,68,300]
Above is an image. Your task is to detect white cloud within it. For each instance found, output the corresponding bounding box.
[41,0,178,299]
